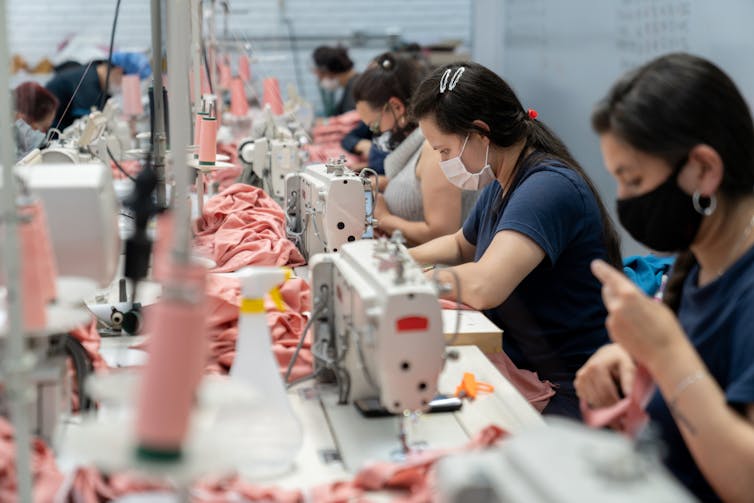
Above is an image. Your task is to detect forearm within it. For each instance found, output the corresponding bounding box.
[410,233,464,266]
[429,262,506,310]
[649,342,754,502]
[378,213,455,247]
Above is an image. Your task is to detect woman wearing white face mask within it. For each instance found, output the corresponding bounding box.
[312,46,359,117]
[410,62,622,418]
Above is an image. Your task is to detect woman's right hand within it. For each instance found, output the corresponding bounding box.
[574,343,636,408]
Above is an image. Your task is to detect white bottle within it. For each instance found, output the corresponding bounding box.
[228,266,303,478]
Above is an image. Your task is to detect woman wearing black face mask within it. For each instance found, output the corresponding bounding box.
[574,53,754,502]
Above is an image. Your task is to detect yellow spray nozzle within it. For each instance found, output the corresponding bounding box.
[269,286,286,312]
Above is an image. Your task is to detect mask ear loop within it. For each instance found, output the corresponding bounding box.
[458,134,470,157]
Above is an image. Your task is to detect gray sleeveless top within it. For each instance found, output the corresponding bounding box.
[383,128,479,223]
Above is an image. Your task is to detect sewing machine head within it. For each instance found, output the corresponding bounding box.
[309,234,445,414]
[285,157,374,261]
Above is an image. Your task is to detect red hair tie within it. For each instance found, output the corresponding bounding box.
[527,108,538,120]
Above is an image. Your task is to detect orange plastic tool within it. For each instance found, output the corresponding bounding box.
[455,372,495,400]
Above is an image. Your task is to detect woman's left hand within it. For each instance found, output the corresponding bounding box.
[591,259,687,373]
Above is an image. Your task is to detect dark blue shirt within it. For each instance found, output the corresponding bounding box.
[646,244,754,501]
[46,64,106,131]
[462,157,610,392]
[340,121,387,175]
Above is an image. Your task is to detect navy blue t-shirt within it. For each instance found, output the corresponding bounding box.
[462,156,610,405]
[46,65,106,131]
[646,244,754,501]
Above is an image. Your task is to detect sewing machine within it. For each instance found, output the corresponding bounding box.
[309,234,446,414]
[17,162,120,287]
[285,157,374,261]
[436,418,695,502]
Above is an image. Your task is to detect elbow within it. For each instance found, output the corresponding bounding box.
[462,278,500,311]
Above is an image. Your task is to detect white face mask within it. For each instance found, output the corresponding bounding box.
[319,77,339,91]
[438,134,496,190]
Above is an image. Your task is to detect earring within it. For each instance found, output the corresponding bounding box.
[692,191,717,216]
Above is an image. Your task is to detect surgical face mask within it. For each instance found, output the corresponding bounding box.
[616,162,704,252]
[319,77,339,91]
[438,134,496,190]
[369,103,389,135]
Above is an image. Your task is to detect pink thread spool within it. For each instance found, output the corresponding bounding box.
[122,75,143,116]
[18,202,57,331]
[151,212,173,283]
[219,61,232,90]
[238,54,251,82]
[262,77,284,115]
[135,261,208,460]
[229,77,249,117]
[198,115,218,166]
[193,112,208,148]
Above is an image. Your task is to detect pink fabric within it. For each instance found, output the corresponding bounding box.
[205,143,242,193]
[193,475,303,502]
[68,319,109,411]
[0,417,64,503]
[203,274,313,381]
[311,424,507,503]
[581,364,654,437]
[193,184,304,273]
[303,111,364,166]
[486,352,555,413]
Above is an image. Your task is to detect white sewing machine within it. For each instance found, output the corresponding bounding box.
[285,157,374,262]
[309,234,446,414]
[16,162,120,287]
[436,418,695,502]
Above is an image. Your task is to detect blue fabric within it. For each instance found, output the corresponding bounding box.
[462,156,610,418]
[46,65,105,131]
[622,255,675,296]
[111,52,151,79]
[341,122,387,175]
[646,245,754,501]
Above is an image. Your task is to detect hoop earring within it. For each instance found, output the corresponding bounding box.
[692,191,716,216]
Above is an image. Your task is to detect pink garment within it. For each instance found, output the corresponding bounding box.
[580,364,654,437]
[203,274,313,381]
[193,475,303,502]
[0,417,65,503]
[68,319,109,411]
[311,424,507,503]
[486,352,555,413]
[193,184,305,273]
[205,143,242,193]
[305,111,364,166]
[303,144,361,166]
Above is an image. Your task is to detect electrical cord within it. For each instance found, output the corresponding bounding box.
[108,145,136,181]
[101,0,123,109]
[201,38,214,95]
[284,284,329,385]
[281,14,306,99]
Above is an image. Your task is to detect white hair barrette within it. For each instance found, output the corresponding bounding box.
[439,67,465,93]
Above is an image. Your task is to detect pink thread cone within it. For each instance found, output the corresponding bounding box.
[135,262,208,458]
[18,203,57,331]
[238,54,251,82]
[229,77,249,117]
[151,213,173,283]
[219,62,232,90]
[262,77,284,115]
[193,112,207,148]
[122,75,143,116]
[198,116,217,166]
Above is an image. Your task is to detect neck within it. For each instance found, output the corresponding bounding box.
[492,139,527,193]
[692,195,754,284]
[96,64,108,91]
[337,69,356,87]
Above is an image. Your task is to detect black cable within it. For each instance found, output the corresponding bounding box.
[201,38,214,95]
[282,15,306,99]
[101,0,123,109]
[108,145,136,182]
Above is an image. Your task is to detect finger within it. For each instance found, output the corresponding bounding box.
[575,365,621,407]
[591,259,636,295]
[616,357,636,397]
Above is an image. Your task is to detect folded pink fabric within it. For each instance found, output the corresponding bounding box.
[311,111,362,141]
[193,184,305,273]
[580,364,654,437]
[203,274,313,381]
[311,424,507,502]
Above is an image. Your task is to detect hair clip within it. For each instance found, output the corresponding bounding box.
[440,67,465,93]
[381,58,392,70]
[527,108,538,120]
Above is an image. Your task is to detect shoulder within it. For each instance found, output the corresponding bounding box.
[513,161,590,212]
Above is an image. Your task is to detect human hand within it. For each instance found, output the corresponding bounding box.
[354,139,372,157]
[591,259,687,372]
[575,343,635,408]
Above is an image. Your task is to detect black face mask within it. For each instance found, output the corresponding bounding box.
[616,164,705,252]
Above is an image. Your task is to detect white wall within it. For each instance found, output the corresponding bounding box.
[8,0,472,112]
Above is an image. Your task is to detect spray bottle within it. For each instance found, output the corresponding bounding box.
[229,266,303,477]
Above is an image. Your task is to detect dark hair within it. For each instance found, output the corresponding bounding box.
[13,81,59,124]
[352,52,427,146]
[592,53,754,311]
[410,61,622,268]
[312,46,353,74]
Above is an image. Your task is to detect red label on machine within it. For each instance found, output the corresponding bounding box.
[396,316,429,332]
